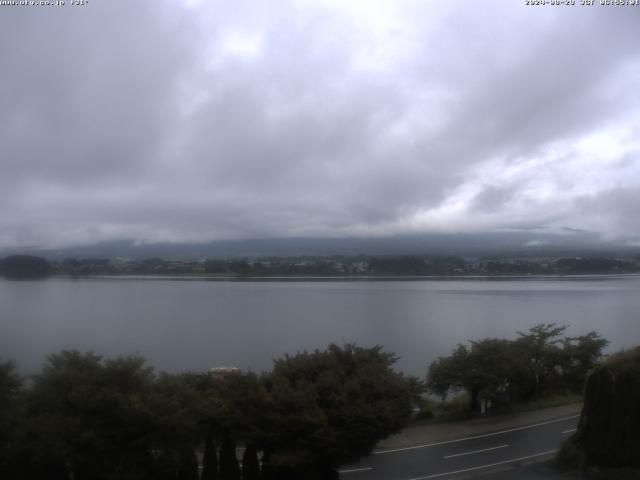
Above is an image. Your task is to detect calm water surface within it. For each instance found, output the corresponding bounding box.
[1,276,639,375]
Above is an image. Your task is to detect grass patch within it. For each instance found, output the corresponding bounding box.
[411,392,583,426]
[495,393,583,414]
[412,392,473,425]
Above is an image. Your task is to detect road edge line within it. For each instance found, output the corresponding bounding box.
[374,415,579,454]
[407,449,558,479]
[443,444,509,459]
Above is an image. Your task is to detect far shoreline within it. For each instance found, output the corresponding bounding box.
[34,272,640,281]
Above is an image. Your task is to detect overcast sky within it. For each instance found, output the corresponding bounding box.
[1,0,639,249]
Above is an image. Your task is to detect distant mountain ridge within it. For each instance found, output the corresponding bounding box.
[1,232,638,260]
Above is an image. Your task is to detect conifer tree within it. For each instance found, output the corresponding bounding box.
[177,448,199,480]
[202,430,219,480]
[219,433,241,480]
[241,445,260,480]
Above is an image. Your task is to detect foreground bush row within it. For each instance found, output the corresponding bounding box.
[0,344,417,480]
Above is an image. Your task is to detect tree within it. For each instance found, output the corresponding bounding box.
[219,433,241,480]
[241,445,260,480]
[515,323,568,399]
[564,346,640,469]
[427,340,527,413]
[214,372,266,448]
[177,448,199,480]
[16,352,220,480]
[23,351,157,479]
[147,373,207,479]
[201,430,219,480]
[0,361,20,402]
[0,361,21,477]
[555,257,637,274]
[260,344,414,477]
[0,255,50,278]
[427,325,609,414]
[465,339,526,411]
[197,371,265,480]
[368,256,428,275]
[426,344,468,401]
[561,331,608,390]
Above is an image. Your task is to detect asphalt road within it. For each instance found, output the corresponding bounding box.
[338,415,580,480]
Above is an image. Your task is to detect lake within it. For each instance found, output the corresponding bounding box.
[1,275,639,376]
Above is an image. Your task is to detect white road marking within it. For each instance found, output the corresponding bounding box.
[374,415,580,454]
[443,444,508,459]
[407,449,558,479]
[338,467,373,474]
[562,428,577,434]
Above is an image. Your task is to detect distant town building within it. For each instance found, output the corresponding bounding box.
[209,366,241,379]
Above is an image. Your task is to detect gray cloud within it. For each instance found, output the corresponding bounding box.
[1,0,639,249]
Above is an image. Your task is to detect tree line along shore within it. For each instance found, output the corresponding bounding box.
[1,253,640,278]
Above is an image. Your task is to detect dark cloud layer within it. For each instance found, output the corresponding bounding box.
[1,0,639,249]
